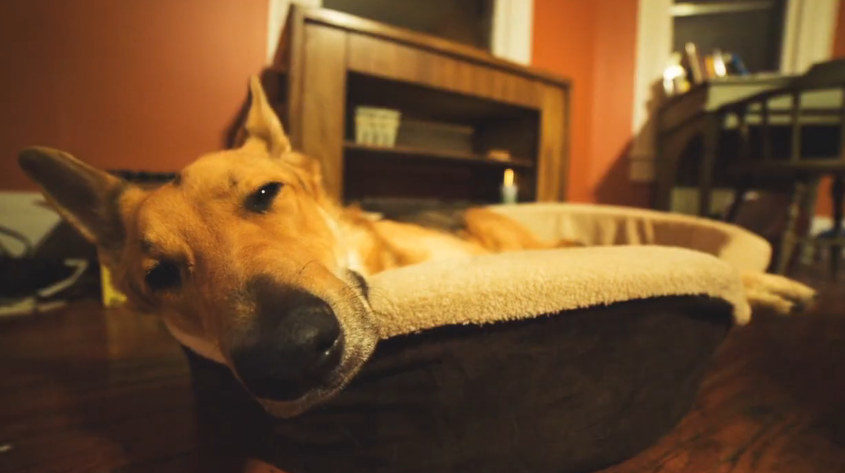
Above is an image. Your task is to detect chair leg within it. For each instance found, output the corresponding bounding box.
[797,177,820,267]
[697,116,719,217]
[830,175,844,279]
[775,180,806,275]
[725,180,750,223]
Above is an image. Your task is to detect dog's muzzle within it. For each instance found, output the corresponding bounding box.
[231,277,345,401]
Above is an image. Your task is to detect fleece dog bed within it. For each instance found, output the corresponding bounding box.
[184,203,804,473]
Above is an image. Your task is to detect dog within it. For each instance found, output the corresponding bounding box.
[19,77,816,418]
[17,77,582,417]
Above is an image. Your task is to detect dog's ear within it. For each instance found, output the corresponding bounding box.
[18,147,130,251]
[239,75,292,156]
[237,76,325,193]
[286,151,326,196]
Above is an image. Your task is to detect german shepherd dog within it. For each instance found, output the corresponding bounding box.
[19,77,815,418]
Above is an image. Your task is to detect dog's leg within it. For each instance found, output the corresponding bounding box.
[461,208,582,253]
[740,271,817,316]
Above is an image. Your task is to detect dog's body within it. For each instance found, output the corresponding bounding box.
[19,77,815,418]
[18,77,577,417]
[323,203,581,276]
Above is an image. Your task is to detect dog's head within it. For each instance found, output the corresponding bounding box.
[18,77,378,417]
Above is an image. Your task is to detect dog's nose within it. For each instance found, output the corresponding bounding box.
[232,281,344,401]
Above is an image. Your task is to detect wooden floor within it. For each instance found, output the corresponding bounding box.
[0,266,843,473]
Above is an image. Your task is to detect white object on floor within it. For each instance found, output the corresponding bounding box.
[0,192,60,256]
[0,259,88,317]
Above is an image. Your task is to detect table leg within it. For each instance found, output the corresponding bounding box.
[698,116,719,217]
[725,178,750,222]
[775,180,806,275]
[797,177,820,267]
[830,175,844,279]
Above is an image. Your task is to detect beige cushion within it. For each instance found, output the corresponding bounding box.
[369,246,750,339]
[367,203,781,338]
[490,203,771,272]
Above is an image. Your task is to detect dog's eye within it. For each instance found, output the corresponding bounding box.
[246,182,283,213]
[145,261,181,292]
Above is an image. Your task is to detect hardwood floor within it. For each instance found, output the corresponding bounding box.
[0,265,843,473]
[602,265,845,473]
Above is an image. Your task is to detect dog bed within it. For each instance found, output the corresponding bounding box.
[184,203,780,473]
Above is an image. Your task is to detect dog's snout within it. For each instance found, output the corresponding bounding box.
[232,277,344,401]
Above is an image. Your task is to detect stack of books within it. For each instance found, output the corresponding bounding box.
[663,42,750,96]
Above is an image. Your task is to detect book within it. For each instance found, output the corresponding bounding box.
[704,56,717,79]
[684,43,705,83]
[725,53,750,75]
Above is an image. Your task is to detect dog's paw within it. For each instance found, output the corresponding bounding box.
[740,271,817,316]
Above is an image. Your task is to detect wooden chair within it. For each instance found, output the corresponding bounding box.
[715,60,845,277]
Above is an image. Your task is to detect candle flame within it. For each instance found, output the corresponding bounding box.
[503,168,514,187]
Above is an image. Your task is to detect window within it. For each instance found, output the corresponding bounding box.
[672,0,788,73]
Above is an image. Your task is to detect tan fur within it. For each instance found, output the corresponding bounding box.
[739,271,817,315]
[18,76,813,417]
[17,76,578,417]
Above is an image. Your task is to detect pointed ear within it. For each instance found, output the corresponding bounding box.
[240,75,292,156]
[18,147,129,251]
[285,151,326,196]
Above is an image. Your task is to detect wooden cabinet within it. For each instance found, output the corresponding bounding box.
[263,6,570,204]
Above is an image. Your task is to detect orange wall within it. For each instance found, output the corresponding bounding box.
[0,0,268,190]
[532,0,646,205]
[532,0,596,203]
[816,0,845,216]
[3,0,642,204]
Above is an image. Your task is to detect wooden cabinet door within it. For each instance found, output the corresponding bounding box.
[294,24,348,200]
[289,24,569,202]
[537,86,569,201]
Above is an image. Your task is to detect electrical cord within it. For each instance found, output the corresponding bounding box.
[0,225,89,316]
[0,225,34,258]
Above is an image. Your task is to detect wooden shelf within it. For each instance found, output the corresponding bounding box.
[272,4,569,201]
[343,142,535,169]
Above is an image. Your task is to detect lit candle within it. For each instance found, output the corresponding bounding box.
[501,168,518,204]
